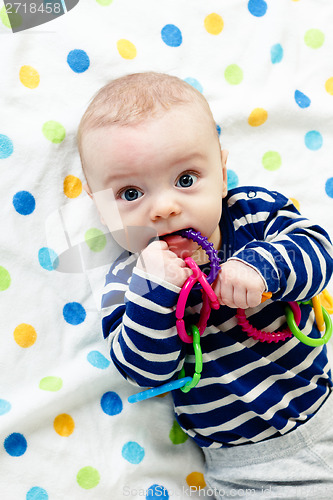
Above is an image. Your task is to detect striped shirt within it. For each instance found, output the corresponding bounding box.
[101,186,333,448]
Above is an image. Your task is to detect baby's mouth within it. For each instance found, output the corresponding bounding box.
[159,229,198,259]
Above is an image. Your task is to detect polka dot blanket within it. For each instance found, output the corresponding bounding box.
[1,1,333,498]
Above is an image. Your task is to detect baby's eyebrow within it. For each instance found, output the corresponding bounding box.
[104,170,137,184]
[173,151,206,165]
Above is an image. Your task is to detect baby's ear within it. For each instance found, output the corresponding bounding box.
[221,149,229,166]
[83,183,93,199]
[83,183,106,225]
[221,149,228,197]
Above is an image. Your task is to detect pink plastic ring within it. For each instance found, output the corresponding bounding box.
[235,301,301,343]
[176,257,219,343]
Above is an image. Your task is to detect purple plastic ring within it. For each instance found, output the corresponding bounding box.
[179,228,221,290]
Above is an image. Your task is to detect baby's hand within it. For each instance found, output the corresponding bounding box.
[137,240,193,288]
[213,259,266,309]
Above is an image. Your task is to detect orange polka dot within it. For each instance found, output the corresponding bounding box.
[117,39,137,59]
[54,413,75,436]
[19,65,40,89]
[248,108,268,127]
[186,471,206,489]
[325,77,333,95]
[13,323,37,348]
[64,175,82,198]
[204,13,224,35]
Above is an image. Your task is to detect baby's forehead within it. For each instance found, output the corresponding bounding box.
[83,101,212,140]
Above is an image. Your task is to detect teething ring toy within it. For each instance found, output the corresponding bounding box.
[236,302,301,343]
[176,257,220,343]
[285,300,333,346]
[178,228,221,289]
[129,234,220,403]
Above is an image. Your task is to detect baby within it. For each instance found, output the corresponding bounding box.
[78,72,333,499]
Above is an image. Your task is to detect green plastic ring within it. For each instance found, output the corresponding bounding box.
[285,304,332,346]
[179,325,203,393]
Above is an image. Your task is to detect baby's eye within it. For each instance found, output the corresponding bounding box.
[120,188,143,201]
[176,173,198,188]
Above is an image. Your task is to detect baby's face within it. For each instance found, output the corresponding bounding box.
[82,103,227,255]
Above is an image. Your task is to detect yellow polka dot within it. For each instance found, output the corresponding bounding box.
[64,175,82,198]
[204,13,224,35]
[54,413,75,437]
[248,108,268,127]
[186,471,206,489]
[290,197,300,211]
[13,323,37,348]
[117,39,137,60]
[325,77,333,95]
[19,65,40,89]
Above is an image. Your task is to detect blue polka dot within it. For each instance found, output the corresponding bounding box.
[0,399,11,415]
[67,50,90,73]
[295,90,311,109]
[26,487,49,500]
[87,351,110,370]
[216,124,221,136]
[305,130,323,151]
[146,484,169,499]
[38,247,59,271]
[184,77,203,93]
[271,43,283,64]
[101,391,123,416]
[63,302,86,325]
[325,178,333,198]
[4,433,27,457]
[248,0,267,17]
[13,191,35,215]
[161,24,182,47]
[122,441,145,464]
[227,169,239,190]
[0,134,14,159]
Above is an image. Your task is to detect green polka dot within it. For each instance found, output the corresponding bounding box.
[224,64,243,85]
[304,29,325,49]
[85,228,107,252]
[39,376,63,392]
[0,5,22,29]
[42,121,66,144]
[169,419,188,444]
[262,151,282,171]
[96,0,113,5]
[77,466,100,489]
[0,266,11,291]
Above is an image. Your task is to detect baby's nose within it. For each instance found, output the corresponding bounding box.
[150,194,181,220]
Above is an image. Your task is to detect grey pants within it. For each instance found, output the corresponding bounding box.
[203,391,333,499]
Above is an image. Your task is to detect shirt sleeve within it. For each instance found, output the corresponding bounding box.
[227,189,333,301]
[101,254,185,388]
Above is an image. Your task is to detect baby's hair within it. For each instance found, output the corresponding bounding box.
[77,72,218,167]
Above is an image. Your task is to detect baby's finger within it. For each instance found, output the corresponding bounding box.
[232,287,248,309]
[246,289,264,308]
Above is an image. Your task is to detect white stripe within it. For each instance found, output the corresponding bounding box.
[232,210,271,230]
[123,313,178,342]
[228,191,276,208]
[125,289,175,315]
[113,253,137,274]
[103,282,128,296]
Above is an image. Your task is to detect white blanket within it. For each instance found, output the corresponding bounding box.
[1,1,333,498]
